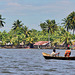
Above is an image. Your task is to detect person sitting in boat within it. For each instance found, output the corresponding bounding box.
[64,47,71,57]
[51,49,60,57]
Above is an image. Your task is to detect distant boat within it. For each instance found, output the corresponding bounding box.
[42,52,75,60]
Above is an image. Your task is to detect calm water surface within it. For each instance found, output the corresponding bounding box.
[0,49,75,75]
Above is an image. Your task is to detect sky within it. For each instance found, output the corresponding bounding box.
[0,0,75,32]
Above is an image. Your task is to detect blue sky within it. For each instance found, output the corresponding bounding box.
[0,0,75,32]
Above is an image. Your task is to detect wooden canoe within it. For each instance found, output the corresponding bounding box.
[42,52,75,60]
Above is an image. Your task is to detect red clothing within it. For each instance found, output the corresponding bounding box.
[65,50,71,57]
[68,45,70,47]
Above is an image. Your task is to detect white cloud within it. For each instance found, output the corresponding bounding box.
[0,0,72,13]
[0,0,74,16]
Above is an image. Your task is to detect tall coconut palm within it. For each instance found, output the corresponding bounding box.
[44,20,58,34]
[40,19,58,34]
[46,20,58,47]
[62,18,71,32]
[21,26,29,37]
[21,26,30,45]
[40,19,58,47]
[0,14,5,27]
[49,20,58,34]
[46,19,52,34]
[63,31,72,47]
[40,22,47,32]
[12,20,23,47]
[12,20,23,30]
[68,11,75,36]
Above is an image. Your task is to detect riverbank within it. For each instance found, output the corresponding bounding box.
[0,46,75,50]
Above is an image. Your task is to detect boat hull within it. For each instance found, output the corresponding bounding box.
[42,52,75,60]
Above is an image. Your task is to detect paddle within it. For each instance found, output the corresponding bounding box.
[58,52,60,57]
[55,52,60,57]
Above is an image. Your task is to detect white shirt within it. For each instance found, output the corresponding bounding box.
[51,52,56,57]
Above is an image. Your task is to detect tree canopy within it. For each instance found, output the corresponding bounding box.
[0,12,75,47]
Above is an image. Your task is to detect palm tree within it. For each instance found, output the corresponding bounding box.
[21,26,28,36]
[40,19,58,34]
[40,22,47,32]
[68,11,75,36]
[12,20,23,47]
[47,20,58,34]
[12,20,23,30]
[58,26,66,42]
[0,14,5,27]
[46,20,58,46]
[21,26,30,45]
[40,19,58,47]
[62,18,71,32]
[63,31,72,47]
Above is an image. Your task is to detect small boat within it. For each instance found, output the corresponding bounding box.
[42,52,75,60]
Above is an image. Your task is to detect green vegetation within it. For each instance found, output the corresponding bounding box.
[0,11,75,47]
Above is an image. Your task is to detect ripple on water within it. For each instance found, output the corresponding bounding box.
[0,49,75,75]
[44,68,57,72]
[1,69,15,74]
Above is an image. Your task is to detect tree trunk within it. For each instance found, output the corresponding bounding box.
[73,27,74,36]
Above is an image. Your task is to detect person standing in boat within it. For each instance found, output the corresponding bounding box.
[64,47,71,57]
[51,48,60,57]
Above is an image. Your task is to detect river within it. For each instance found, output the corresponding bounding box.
[0,49,75,75]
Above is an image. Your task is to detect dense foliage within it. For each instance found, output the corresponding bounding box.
[0,11,75,47]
